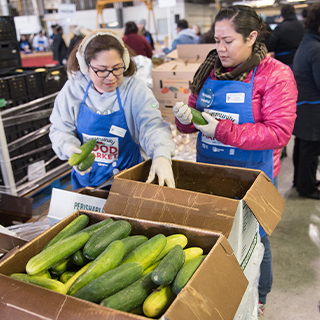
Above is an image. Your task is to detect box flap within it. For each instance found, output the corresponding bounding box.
[244,172,284,235]
[176,44,216,59]
[166,49,178,59]
[164,235,248,320]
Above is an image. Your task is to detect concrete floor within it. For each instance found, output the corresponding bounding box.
[264,137,320,320]
[27,134,320,319]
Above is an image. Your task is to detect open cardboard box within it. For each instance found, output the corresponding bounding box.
[0,232,28,262]
[0,210,247,320]
[152,44,216,123]
[104,159,284,272]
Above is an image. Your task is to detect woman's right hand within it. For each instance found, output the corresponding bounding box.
[173,102,192,125]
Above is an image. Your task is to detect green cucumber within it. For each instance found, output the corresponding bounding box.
[51,255,75,275]
[26,232,90,275]
[120,234,167,270]
[76,217,114,237]
[121,235,148,258]
[152,244,185,286]
[34,269,51,279]
[68,139,97,166]
[83,220,132,260]
[73,262,144,303]
[68,240,126,296]
[10,273,67,294]
[42,214,89,250]
[77,153,95,171]
[100,272,158,312]
[154,233,188,263]
[172,255,207,294]
[72,249,90,267]
[189,107,208,125]
[183,247,203,265]
[60,270,77,283]
[64,262,92,293]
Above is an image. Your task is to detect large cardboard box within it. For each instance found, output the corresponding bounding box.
[152,44,215,123]
[0,232,28,262]
[0,211,248,320]
[104,159,284,271]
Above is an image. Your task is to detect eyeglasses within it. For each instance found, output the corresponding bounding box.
[89,63,125,78]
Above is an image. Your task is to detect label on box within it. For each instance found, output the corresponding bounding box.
[47,188,107,225]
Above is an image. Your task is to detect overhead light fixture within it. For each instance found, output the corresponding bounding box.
[233,0,275,7]
[294,3,308,8]
[107,22,119,27]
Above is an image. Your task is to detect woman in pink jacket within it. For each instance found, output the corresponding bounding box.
[173,5,297,318]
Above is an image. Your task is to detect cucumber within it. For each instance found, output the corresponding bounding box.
[183,247,204,265]
[100,272,158,312]
[189,107,208,125]
[68,139,97,166]
[172,255,206,295]
[143,260,161,275]
[77,152,95,171]
[121,235,148,258]
[64,262,92,292]
[60,270,77,283]
[72,249,90,267]
[10,273,67,294]
[51,255,75,275]
[34,269,51,279]
[42,214,89,250]
[83,220,132,260]
[73,262,144,303]
[68,240,126,296]
[143,285,176,318]
[154,234,188,263]
[152,244,185,286]
[76,217,114,237]
[26,232,90,275]
[120,234,167,270]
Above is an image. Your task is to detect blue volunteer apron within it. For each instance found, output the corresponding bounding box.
[71,80,142,189]
[196,68,273,238]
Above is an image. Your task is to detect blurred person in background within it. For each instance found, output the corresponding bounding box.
[32,30,49,52]
[53,25,68,66]
[192,24,202,43]
[162,19,197,54]
[65,27,85,61]
[19,34,32,53]
[173,5,297,317]
[292,4,320,199]
[137,19,155,50]
[123,21,153,58]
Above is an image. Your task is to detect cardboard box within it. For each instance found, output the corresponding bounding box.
[0,211,248,320]
[47,187,109,225]
[152,44,216,123]
[0,232,28,262]
[104,159,284,270]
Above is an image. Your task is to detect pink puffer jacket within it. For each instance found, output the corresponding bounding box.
[176,55,298,178]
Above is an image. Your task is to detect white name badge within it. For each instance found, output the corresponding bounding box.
[226,93,245,103]
[109,125,126,138]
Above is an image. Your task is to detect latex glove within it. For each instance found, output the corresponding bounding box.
[193,112,219,138]
[67,146,92,176]
[146,157,175,188]
[173,102,192,125]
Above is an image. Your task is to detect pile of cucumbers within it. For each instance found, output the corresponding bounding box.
[68,139,96,172]
[10,214,207,318]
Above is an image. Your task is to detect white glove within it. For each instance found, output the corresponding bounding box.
[73,165,92,176]
[173,102,192,125]
[67,146,92,176]
[67,146,82,158]
[146,157,175,188]
[193,112,219,138]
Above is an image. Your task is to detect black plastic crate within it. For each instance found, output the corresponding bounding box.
[0,42,21,73]
[24,71,44,100]
[0,16,17,42]
[41,66,68,96]
[0,78,10,100]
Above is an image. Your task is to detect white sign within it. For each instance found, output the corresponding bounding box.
[58,4,76,18]
[158,0,176,8]
[47,188,107,225]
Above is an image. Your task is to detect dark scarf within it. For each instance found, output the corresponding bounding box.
[190,42,268,94]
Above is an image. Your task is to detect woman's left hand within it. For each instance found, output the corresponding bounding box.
[146,157,175,188]
[194,112,219,138]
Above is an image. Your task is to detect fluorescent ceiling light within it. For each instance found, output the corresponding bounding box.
[233,0,275,7]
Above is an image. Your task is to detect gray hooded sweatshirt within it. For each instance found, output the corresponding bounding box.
[49,71,175,162]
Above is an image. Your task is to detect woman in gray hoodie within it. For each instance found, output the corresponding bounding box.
[49,29,175,190]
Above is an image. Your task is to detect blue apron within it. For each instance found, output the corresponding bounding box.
[196,68,273,238]
[71,81,142,189]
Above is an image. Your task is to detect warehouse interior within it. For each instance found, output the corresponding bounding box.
[0,0,319,320]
